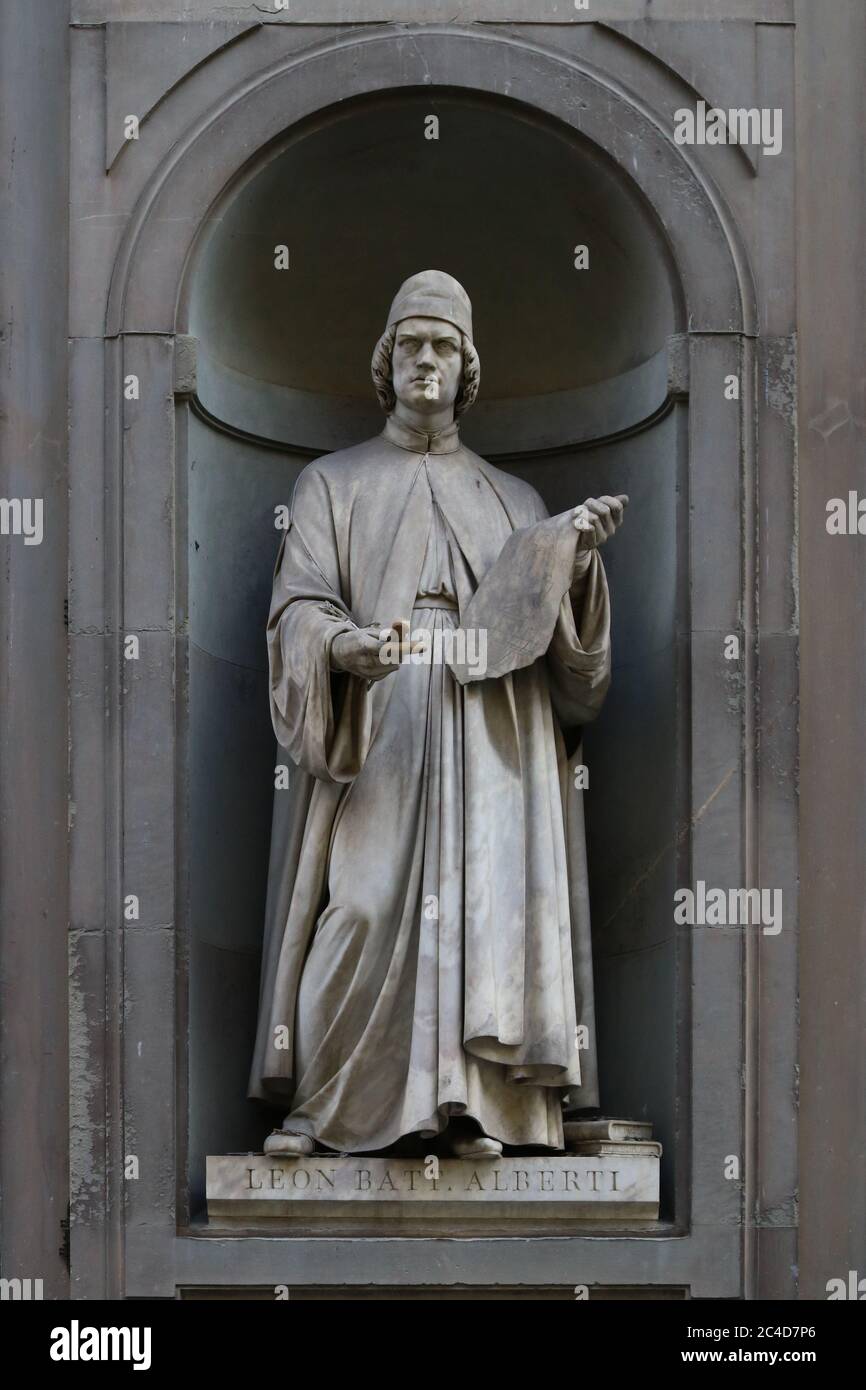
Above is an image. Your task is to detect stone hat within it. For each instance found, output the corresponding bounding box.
[386,270,473,343]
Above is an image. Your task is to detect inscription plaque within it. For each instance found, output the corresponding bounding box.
[207,1148,660,1222]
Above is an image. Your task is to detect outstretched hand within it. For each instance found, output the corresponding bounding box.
[330,618,427,682]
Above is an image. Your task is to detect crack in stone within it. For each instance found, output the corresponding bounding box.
[597,763,736,933]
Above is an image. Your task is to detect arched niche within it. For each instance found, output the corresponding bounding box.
[182,86,685,1221]
[107,27,755,1258]
[111,27,754,336]
[187,89,681,456]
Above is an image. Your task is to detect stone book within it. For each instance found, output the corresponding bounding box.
[564,1118,654,1143]
[566,1141,663,1159]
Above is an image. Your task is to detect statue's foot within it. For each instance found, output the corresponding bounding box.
[449,1134,503,1160]
[263,1129,315,1157]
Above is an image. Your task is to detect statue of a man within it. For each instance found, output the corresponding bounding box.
[248,271,627,1159]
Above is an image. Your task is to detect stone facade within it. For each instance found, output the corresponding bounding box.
[0,0,863,1300]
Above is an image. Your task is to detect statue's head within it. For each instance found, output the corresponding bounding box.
[371,270,480,418]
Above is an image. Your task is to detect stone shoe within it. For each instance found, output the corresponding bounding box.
[449,1135,503,1160]
[263,1129,315,1157]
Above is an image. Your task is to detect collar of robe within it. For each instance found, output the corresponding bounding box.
[382,413,461,455]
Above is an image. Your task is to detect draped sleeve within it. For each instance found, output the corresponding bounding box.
[268,466,371,783]
[544,545,611,727]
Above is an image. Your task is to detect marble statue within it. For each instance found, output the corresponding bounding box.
[248,271,627,1159]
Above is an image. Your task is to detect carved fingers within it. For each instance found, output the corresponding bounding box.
[377,618,429,668]
[331,618,428,683]
[572,494,629,550]
[330,626,389,681]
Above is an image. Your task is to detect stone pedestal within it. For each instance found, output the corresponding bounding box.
[206,1145,661,1224]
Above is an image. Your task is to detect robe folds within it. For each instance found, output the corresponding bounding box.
[247,413,612,1152]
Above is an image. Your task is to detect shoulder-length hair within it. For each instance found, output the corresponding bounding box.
[370,324,481,416]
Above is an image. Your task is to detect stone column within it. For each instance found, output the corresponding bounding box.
[797,0,866,1299]
[0,0,70,1297]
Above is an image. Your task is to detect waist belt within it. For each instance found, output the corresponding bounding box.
[413,594,459,611]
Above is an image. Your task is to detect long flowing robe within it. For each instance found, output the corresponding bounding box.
[247,413,612,1152]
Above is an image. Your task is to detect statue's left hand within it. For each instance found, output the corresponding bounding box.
[572,495,629,551]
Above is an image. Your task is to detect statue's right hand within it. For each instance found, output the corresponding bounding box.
[330,625,393,681]
[330,619,424,681]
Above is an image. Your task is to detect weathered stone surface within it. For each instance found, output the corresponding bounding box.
[796,0,866,1297]
[207,1151,660,1220]
[105,21,258,170]
[72,1,795,23]
[0,0,71,1299]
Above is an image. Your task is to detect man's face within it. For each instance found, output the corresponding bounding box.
[391,316,463,414]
